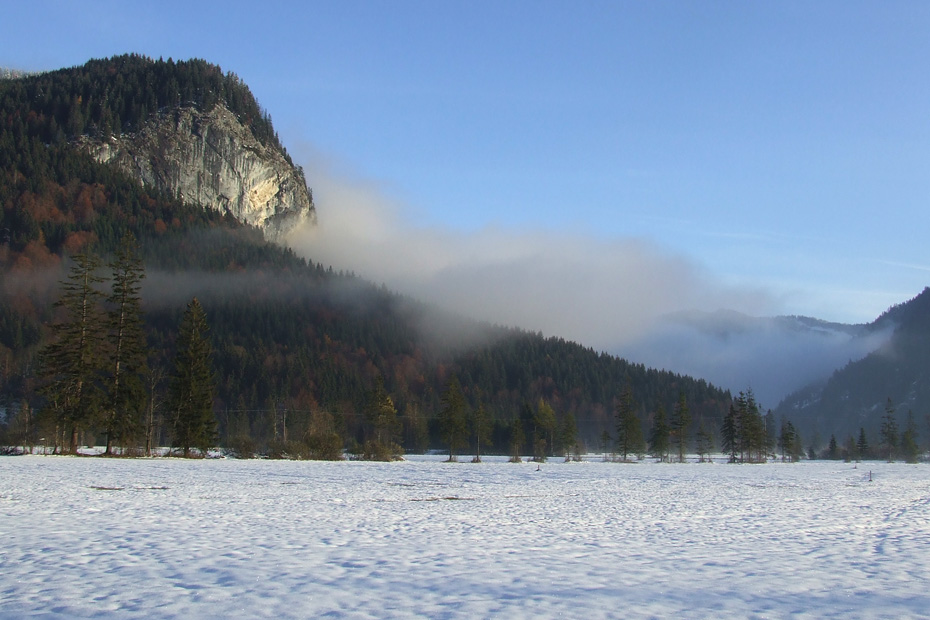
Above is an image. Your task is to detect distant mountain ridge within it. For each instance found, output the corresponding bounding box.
[616,308,890,410]
[775,287,930,443]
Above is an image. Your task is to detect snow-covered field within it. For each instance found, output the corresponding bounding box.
[1,455,928,619]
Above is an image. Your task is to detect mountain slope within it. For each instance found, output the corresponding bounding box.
[775,288,930,445]
[0,55,733,454]
[617,309,890,408]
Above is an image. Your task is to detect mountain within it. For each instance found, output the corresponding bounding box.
[0,54,732,455]
[80,102,313,241]
[616,309,891,409]
[775,288,930,445]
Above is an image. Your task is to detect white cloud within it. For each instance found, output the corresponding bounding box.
[285,151,899,405]
[287,154,777,349]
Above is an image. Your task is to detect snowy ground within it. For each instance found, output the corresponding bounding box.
[1,455,928,619]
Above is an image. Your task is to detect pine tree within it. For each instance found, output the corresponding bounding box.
[880,398,898,462]
[509,417,524,463]
[721,404,739,463]
[763,410,777,459]
[167,298,216,457]
[364,376,401,460]
[857,427,870,460]
[901,410,919,464]
[439,375,467,462]
[738,391,765,463]
[533,398,556,461]
[695,418,714,463]
[558,411,578,461]
[103,232,149,455]
[648,403,670,462]
[827,435,839,460]
[789,427,804,462]
[469,401,492,463]
[38,252,106,454]
[778,419,799,462]
[843,434,858,462]
[615,386,644,462]
[599,429,612,461]
[671,392,691,463]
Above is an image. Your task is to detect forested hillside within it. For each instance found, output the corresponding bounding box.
[777,288,930,458]
[0,55,733,457]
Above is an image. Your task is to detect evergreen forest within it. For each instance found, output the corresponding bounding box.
[0,55,744,459]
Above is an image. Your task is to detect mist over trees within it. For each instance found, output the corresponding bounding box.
[4,53,884,462]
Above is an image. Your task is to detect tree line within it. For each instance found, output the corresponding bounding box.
[25,234,217,456]
[0,54,741,457]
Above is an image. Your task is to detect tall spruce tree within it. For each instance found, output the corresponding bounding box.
[736,391,765,463]
[721,404,739,463]
[534,398,556,461]
[469,401,492,463]
[880,398,898,462]
[695,418,714,463]
[167,298,216,457]
[671,392,691,463]
[901,410,919,464]
[615,386,644,461]
[857,427,870,460]
[648,403,670,462]
[364,376,401,459]
[103,233,149,455]
[439,375,467,462]
[39,252,106,454]
[509,416,524,463]
[558,411,578,461]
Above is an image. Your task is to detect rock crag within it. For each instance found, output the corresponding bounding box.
[83,104,314,242]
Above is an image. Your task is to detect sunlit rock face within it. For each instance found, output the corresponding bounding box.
[82,104,315,242]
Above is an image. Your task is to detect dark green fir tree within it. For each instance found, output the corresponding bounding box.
[39,252,106,454]
[103,232,149,454]
[167,298,216,457]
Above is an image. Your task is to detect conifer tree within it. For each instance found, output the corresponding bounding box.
[534,398,556,461]
[901,410,919,464]
[469,401,492,463]
[721,404,739,463]
[737,391,765,463]
[649,403,670,462]
[558,411,578,461]
[39,252,106,454]
[364,376,401,460]
[439,375,467,462]
[857,427,871,460]
[695,418,714,463]
[599,429,612,461]
[778,419,798,462]
[880,399,898,462]
[103,232,149,454]
[843,434,858,462]
[615,386,644,461]
[763,410,777,459]
[167,298,216,457]
[509,416,524,463]
[671,392,691,463]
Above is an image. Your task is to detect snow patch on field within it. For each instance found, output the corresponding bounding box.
[1,456,928,618]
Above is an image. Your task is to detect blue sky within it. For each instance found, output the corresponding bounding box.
[2,1,929,334]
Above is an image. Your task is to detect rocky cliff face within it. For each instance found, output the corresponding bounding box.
[82,104,315,242]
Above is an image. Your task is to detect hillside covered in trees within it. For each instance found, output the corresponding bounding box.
[776,288,930,460]
[0,54,734,457]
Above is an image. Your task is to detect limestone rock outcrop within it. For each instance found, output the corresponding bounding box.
[82,104,314,242]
